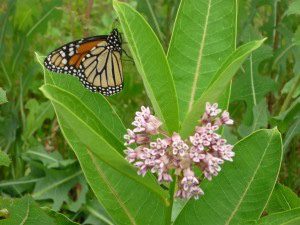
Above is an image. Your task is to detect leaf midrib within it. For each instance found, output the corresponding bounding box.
[33,170,82,198]
[251,103,266,132]
[43,84,124,148]
[86,206,114,225]
[188,0,212,113]
[85,148,137,225]
[279,187,292,210]
[26,150,59,163]
[55,109,134,225]
[20,198,30,225]
[116,3,165,126]
[24,102,52,138]
[46,92,166,201]
[182,40,264,135]
[224,131,275,224]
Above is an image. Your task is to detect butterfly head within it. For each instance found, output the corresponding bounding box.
[107,29,122,52]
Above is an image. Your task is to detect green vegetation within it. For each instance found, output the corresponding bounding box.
[0,0,300,224]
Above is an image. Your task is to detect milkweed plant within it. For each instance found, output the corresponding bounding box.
[37,0,286,225]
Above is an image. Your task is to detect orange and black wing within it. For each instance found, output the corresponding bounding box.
[44,35,108,76]
[44,29,124,96]
[78,45,123,96]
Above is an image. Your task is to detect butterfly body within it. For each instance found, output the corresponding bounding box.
[44,29,123,96]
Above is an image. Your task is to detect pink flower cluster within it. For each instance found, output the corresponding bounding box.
[124,103,234,199]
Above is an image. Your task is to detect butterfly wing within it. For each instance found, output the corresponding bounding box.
[44,29,124,96]
[44,36,107,76]
[78,43,123,96]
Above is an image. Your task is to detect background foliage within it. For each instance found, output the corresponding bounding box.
[0,0,299,224]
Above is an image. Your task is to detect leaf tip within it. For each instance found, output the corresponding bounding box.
[35,52,45,68]
[255,38,267,47]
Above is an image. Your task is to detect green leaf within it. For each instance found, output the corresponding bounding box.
[23,99,54,140]
[113,0,179,133]
[266,183,300,214]
[167,0,237,122]
[83,199,114,225]
[238,99,269,137]
[0,149,10,167]
[25,145,76,169]
[273,97,300,133]
[14,0,62,37]
[231,36,275,125]
[39,84,165,197]
[0,88,7,105]
[282,75,300,99]
[283,118,300,152]
[40,84,124,151]
[14,0,42,31]
[54,105,168,225]
[181,39,266,137]
[257,208,300,225]
[0,196,78,224]
[136,0,165,43]
[286,0,300,16]
[174,128,282,224]
[32,165,86,211]
[0,196,56,225]
[36,52,168,224]
[43,208,79,225]
[35,53,126,151]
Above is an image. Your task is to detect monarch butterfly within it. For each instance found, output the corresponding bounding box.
[44,29,123,96]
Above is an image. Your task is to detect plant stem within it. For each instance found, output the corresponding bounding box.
[280,74,300,114]
[166,173,176,225]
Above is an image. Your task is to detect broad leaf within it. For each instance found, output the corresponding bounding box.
[136,0,165,44]
[40,84,165,197]
[231,28,275,125]
[266,183,300,214]
[174,128,282,224]
[286,0,300,16]
[44,208,80,225]
[181,39,265,137]
[257,208,300,225]
[238,99,269,137]
[35,53,126,148]
[0,195,78,225]
[282,75,300,99]
[36,53,168,224]
[167,0,236,122]
[40,85,124,151]
[83,199,114,225]
[24,145,76,169]
[23,99,54,140]
[32,165,86,211]
[273,97,300,133]
[54,104,168,225]
[283,118,300,152]
[113,0,179,133]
